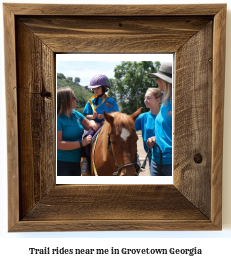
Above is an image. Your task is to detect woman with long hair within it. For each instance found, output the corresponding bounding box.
[147,62,173,176]
[135,87,162,175]
[57,86,99,176]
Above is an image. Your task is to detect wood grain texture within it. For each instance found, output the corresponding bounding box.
[3,3,226,232]
[18,16,213,53]
[13,185,216,232]
[3,4,19,231]
[22,185,207,221]
[174,22,213,218]
[11,220,219,232]
[3,3,225,16]
[16,19,56,219]
[211,5,226,228]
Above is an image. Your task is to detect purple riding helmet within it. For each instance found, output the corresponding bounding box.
[88,74,111,89]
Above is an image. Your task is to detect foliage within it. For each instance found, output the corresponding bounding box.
[74,77,81,85]
[57,74,93,113]
[57,73,66,79]
[108,61,160,114]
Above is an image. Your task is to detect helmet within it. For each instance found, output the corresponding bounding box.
[88,74,111,89]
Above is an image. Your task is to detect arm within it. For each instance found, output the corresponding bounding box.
[57,130,92,150]
[81,118,100,131]
[86,111,98,120]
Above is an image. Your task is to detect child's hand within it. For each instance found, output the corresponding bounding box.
[97,114,104,120]
[92,111,98,119]
[82,135,92,146]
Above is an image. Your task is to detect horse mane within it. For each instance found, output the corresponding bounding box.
[102,112,135,162]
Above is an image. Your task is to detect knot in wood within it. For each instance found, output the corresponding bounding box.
[40,90,52,99]
[194,153,202,164]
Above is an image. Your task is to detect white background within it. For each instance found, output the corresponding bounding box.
[0,0,231,260]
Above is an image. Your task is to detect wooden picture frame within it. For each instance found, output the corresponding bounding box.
[4,3,226,232]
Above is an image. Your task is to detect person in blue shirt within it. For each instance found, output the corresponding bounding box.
[147,62,173,176]
[135,88,162,175]
[81,74,120,175]
[83,74,119,124]
[57,86,100,176]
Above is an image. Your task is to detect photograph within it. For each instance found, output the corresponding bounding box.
[56,54,174,184]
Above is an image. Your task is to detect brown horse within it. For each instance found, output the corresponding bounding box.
[90,108,142,176]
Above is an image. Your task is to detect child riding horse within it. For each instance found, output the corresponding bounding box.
[81,74,119,175]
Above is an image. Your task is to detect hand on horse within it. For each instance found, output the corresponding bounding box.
[82,135,92,146]
[147,136,156,148]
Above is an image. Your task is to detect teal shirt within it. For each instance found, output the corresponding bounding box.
[153,100,172,165]
[83,97,119,124]
[57,110,85,163]
[135,111,157,157]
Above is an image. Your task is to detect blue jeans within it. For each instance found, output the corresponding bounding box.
[57,160,81,176]
[150,160,172,176]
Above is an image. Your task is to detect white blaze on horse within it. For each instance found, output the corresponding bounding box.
[90,108,142,176]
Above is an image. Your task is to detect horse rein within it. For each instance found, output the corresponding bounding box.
[141,140,162,174]
[107,132,141,176]
[152,140,162,170]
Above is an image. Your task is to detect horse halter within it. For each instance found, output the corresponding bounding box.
[107,132,141,176]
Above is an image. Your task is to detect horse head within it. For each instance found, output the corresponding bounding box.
[103,107,142,176]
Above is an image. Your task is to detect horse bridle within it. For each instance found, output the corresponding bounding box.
[107,132,141,176]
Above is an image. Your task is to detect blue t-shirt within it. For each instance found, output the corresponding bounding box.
[135,111,157,157]
[153,99,172,165]
[57,110,85,163]
[83,97,119,124]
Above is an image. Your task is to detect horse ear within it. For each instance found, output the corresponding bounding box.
[130,107,143,122]
[103,111,114,125]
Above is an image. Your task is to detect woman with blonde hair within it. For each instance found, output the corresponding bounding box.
[147,62,172,176]
[135,87,162,175]
[57,86,100,176]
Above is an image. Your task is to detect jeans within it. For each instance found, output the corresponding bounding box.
[57,160,81,176]
[150,160,172,176]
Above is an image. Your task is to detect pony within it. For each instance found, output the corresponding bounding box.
[90,107,142,176]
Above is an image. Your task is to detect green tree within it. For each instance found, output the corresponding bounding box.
[66,77,73,82]
[107,78,117,99]
[113,61,160,114]
[57,73,66,79]
[74,77,81,85]
[75,95,87,111]
[107,78,121,110]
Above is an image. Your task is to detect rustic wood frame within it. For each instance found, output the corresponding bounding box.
[4,4,226,232]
